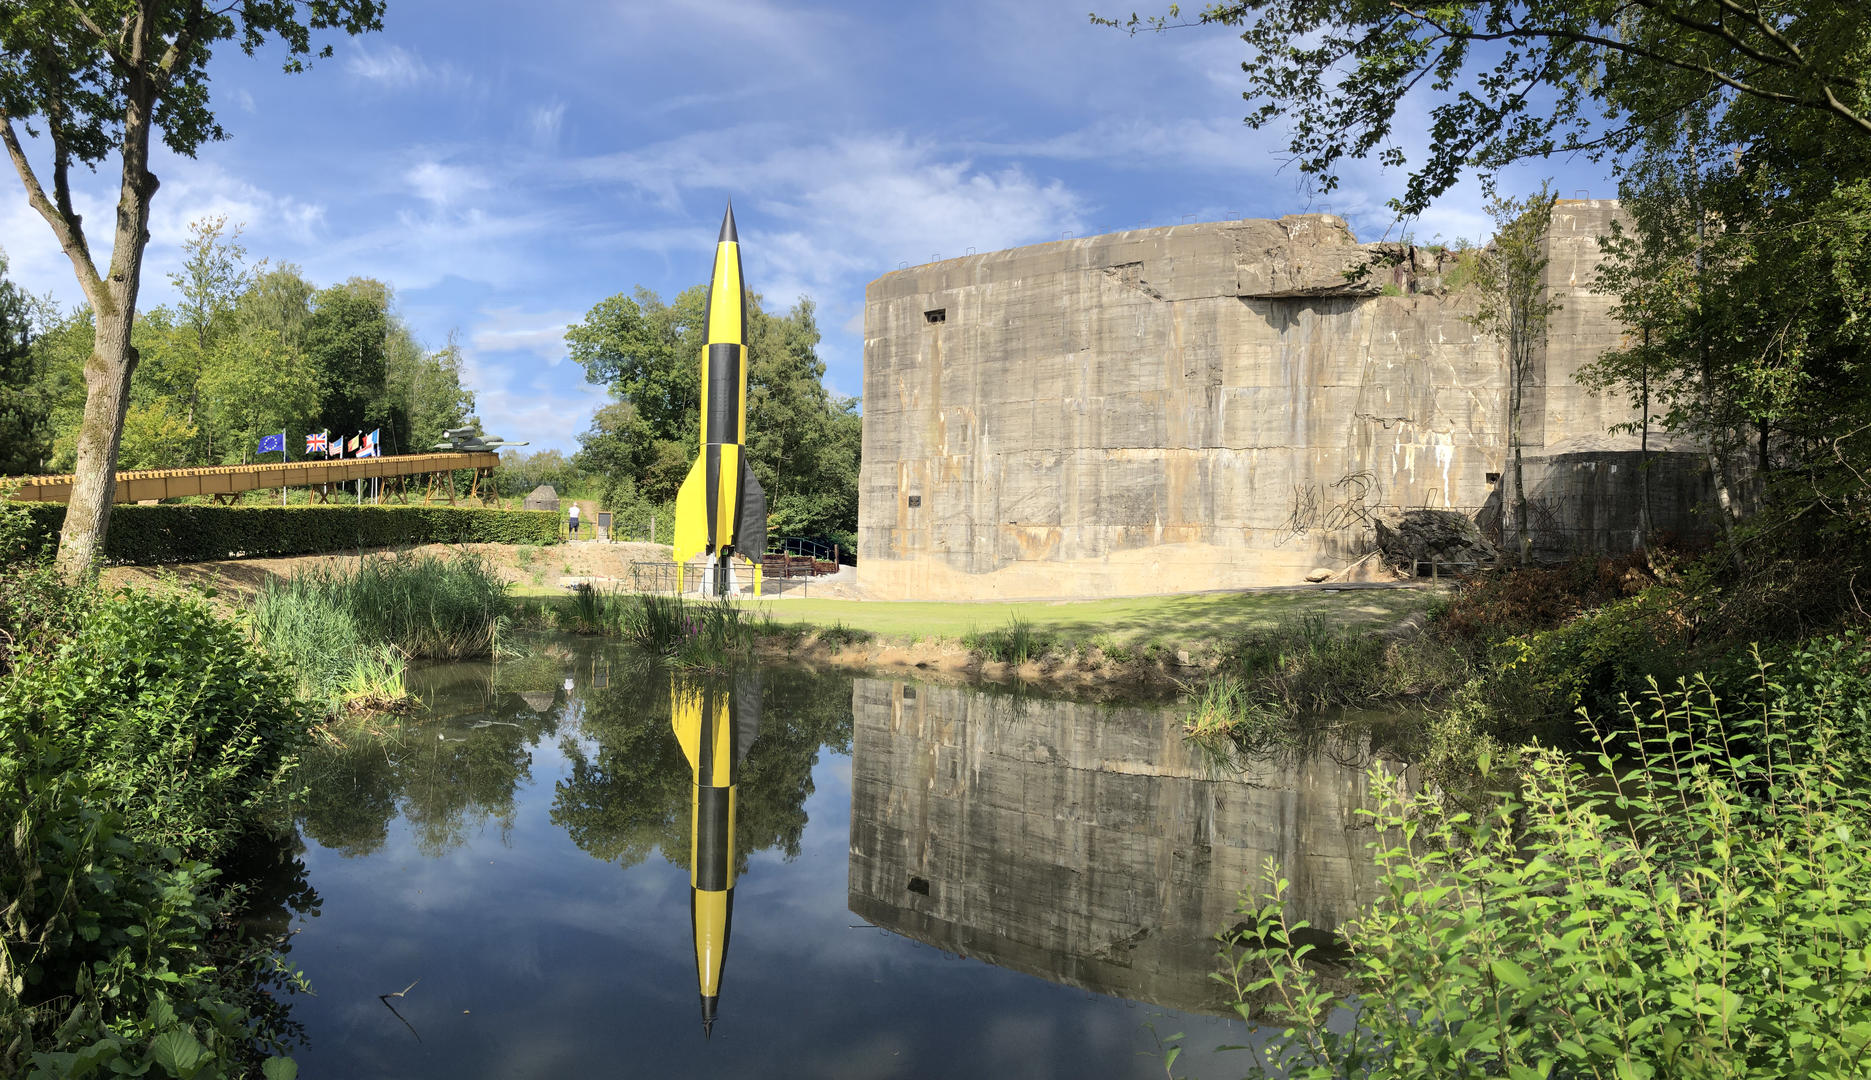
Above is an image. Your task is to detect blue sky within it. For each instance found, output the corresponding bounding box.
[2,0,1612,454]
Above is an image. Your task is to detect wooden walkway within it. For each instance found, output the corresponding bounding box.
[11,451,502,504]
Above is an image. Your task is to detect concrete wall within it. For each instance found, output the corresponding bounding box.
[859,201,1659,599]
[846,678,1406,1015]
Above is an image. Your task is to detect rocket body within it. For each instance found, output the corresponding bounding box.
[675,203,767,593]
[672,676,760,1037]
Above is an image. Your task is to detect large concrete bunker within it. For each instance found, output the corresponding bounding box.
[857,201,1714,600]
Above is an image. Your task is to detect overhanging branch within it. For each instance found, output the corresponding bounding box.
[0,113,105,308]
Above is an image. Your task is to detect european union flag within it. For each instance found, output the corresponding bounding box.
[257,432,285,454]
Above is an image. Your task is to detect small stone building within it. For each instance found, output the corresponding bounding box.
[522,484,560,512]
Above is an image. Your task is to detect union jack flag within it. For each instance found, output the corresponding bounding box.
[306,431,328,454]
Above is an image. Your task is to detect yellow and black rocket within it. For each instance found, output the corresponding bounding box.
[674,203,767,596]
[671,674,760,1038]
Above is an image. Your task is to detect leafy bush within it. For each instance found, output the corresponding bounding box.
[0,586,308,1076]
[1216,655,1871,1080]
[8,589,306,858]
[9,502,558,565]
[1,783,302,1079]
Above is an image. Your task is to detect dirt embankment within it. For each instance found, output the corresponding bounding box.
[755,631,1214,702]
[101,539,673,600]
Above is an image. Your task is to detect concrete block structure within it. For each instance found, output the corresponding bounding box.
[858,201,1712,600]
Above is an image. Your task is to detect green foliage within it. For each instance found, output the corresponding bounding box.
[0,251,49,474]
[1103,3,1871,217]
[0,577,309,1074]
[33,256,477,473]
[1187,616,1469,744]
[8,589,306,857]
[492,448,586,500]
[814,622,872,649]
[607,593,761,669]
[567,285,861,537]
[254,551,509,713]
[963,614,1057,664]
[8,503,558,564]
[1217,656,1871,1079]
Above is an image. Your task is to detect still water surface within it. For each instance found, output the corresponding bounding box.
[270,633,1399,1078]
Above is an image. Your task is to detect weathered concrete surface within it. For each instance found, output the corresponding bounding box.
[846,678,1409,1016]
[859,202,1671,599]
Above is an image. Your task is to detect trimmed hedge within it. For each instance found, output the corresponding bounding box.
[12,503,560,565]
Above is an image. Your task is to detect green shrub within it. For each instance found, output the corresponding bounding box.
[1,784,302,1079]
[9,502,558,565]
[7,589,306,859]
[0,575,307,1076]
[1215,656,1871,1080]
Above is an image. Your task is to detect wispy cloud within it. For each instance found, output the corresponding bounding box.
[406,159,491,210]
[345,43,477,96]
[527,101,566,147]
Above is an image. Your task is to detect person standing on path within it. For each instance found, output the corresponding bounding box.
[569,503,580,538]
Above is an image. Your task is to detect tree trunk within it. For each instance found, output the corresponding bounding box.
[1639,327,1652,555]
[54,83,156,581]
[55,314,138,576]
[1509,307,1531,567]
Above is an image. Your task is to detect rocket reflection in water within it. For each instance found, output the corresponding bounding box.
[670,674,760,1037]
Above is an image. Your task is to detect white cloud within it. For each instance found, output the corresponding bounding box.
[527,102,566,147]
[344,43,476,96]
[406,160,491,210]
[468,308,578,367]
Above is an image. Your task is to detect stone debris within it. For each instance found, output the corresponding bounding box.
[1304,567,1334,583]
[1373,509,1498,573]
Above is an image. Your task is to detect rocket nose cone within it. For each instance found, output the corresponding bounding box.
[718,201,738,244]
[700,994,719,1039]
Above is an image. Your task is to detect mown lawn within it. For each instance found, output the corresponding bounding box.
[751,587,1438,646]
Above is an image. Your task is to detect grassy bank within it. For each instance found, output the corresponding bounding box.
[0,562,307,1077]
[512,587,760,670]
[756,588,1431,649]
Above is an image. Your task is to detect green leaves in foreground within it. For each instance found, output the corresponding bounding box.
[1219,649,1871,1079]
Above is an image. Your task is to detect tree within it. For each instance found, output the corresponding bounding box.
[383,329,476,456]
[166,214,250,459]
[567,285,863,538]
[0,252,49,474]
[1102,1,1871,216]
[0,0,384,579]
[1468,183,1558,566]
[304,278,390,441]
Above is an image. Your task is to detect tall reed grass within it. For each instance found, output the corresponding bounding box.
[253,551,511,713]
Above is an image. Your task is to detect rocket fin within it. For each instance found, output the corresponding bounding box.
[735,459,767,562]
[674,456,709,571]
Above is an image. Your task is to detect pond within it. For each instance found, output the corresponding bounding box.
[260,633,1407,1078]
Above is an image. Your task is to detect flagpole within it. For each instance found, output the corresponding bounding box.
[281,430,288,506]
